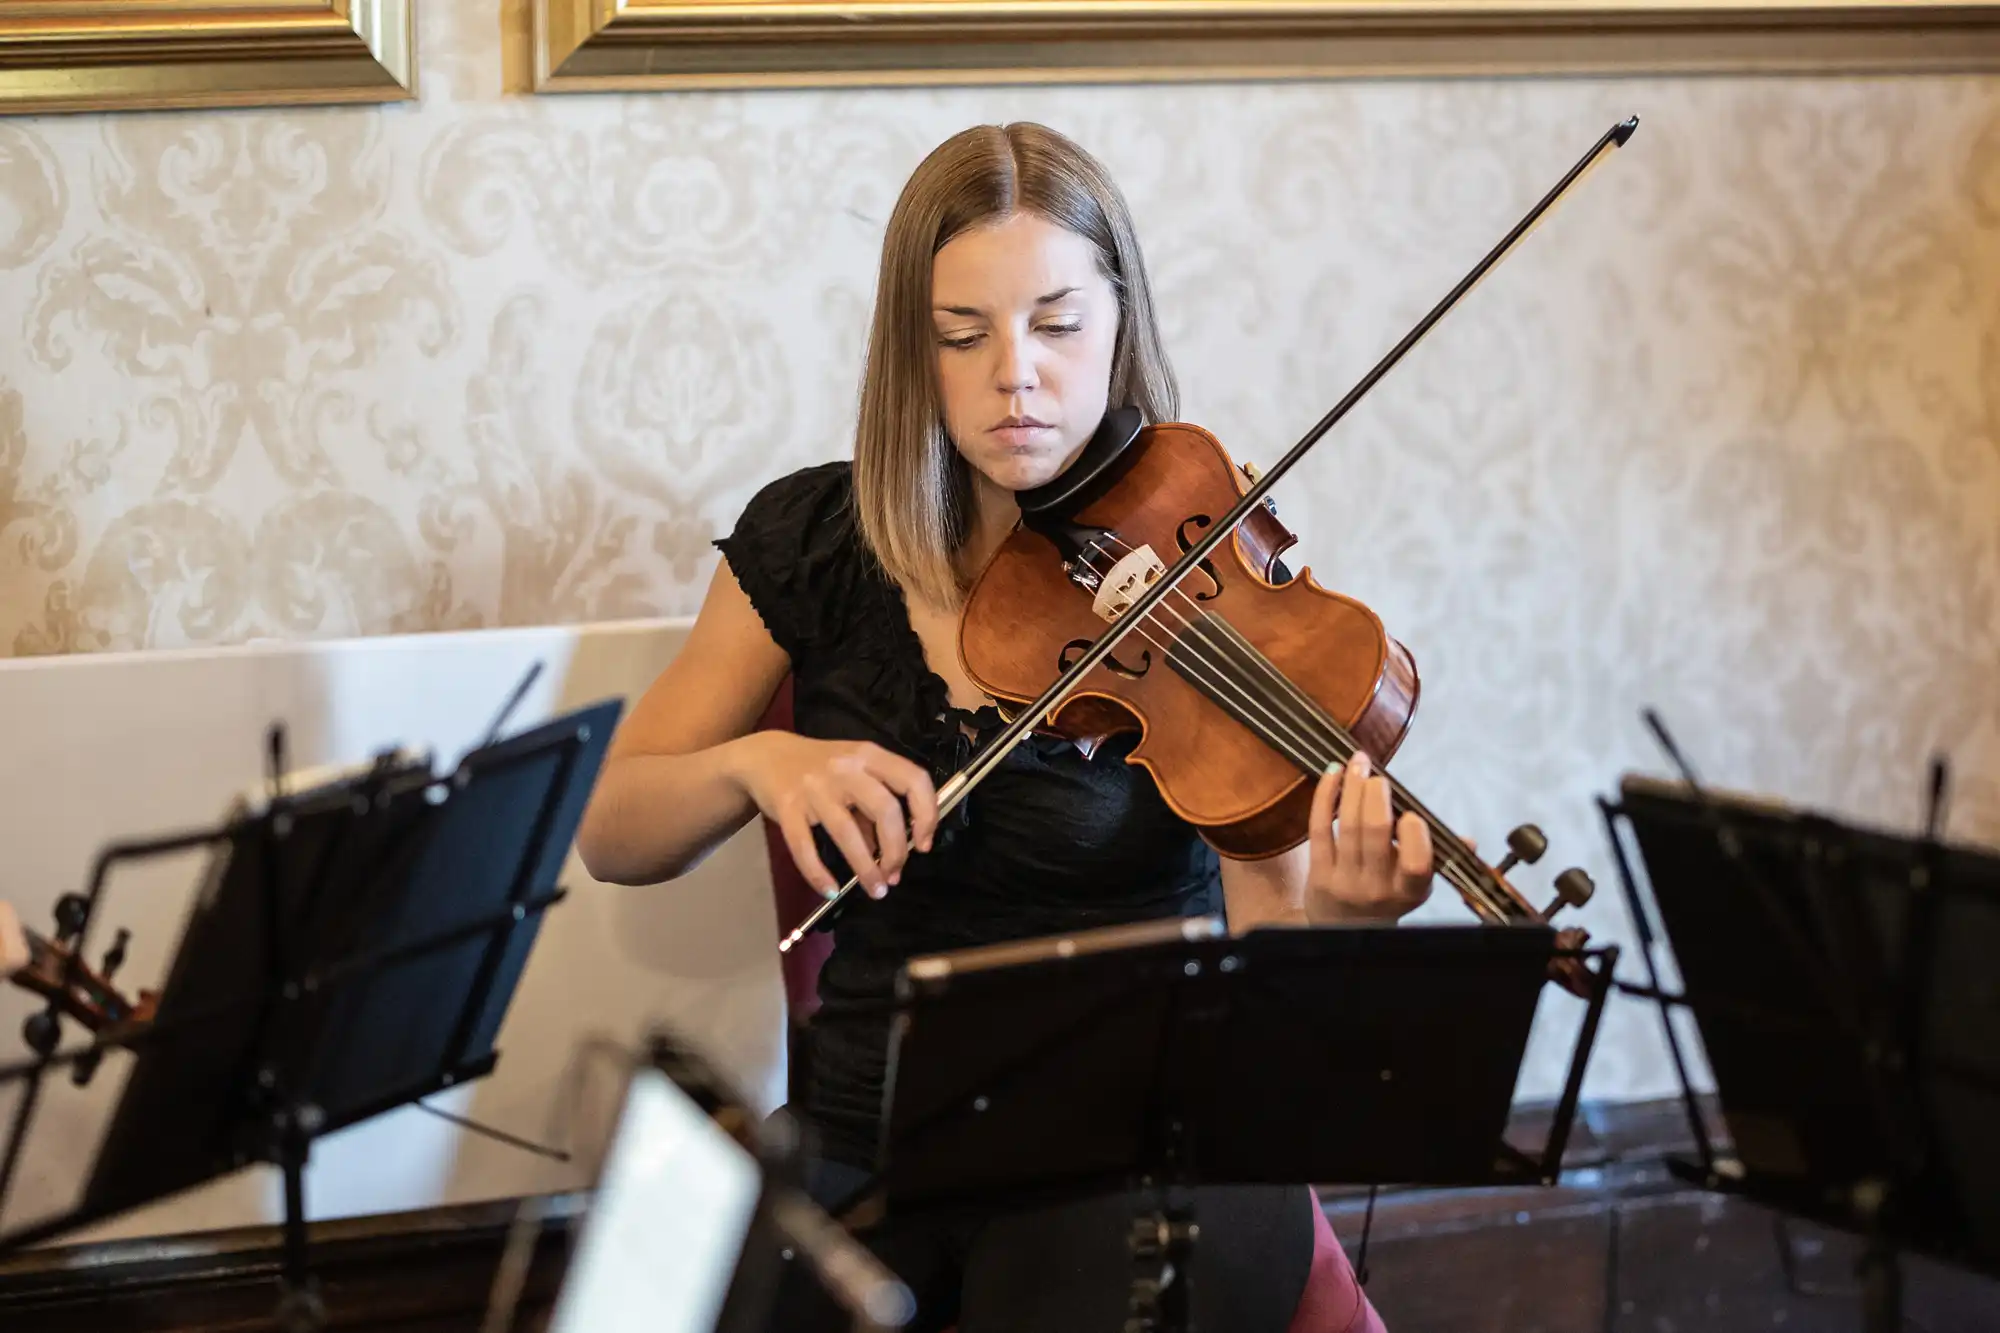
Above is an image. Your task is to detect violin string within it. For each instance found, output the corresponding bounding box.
[1092,591,1509,920]
[1074,543,1339,770]
[1086,538,1466,854]
[1165,590,1504,907]
[1187,602,1514,919]
[1188,608,1518,919]
[1067,549,1336,777]
[1077,541,1343,766]
[1071,543,1511,918]
[1079,538,1517,921]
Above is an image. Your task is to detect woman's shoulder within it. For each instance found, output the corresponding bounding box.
[733,459,854,537]
[713,460,865,662]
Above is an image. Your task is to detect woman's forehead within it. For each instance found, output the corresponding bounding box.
[933,214,1105,305]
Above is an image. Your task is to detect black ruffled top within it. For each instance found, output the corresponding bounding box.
[714,461,1222,1169]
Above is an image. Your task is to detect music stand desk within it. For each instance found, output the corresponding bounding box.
[1601,774,2000,1329]
[880,917,1615,1210]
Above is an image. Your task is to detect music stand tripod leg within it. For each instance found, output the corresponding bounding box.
[1129,1018,1205,1333]
[1853,1181,1903,1333]
[1127,1194,1198,1333]
[274,1113,326,1332]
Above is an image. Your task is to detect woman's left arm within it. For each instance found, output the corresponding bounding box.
[1218,752,1438,934]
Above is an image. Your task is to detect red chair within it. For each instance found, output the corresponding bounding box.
[754,674,834,1024]
[749,676,1380,1333]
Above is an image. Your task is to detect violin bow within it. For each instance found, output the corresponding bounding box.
[781,114,1640,953]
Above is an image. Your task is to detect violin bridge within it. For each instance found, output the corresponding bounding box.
[1090,544,1168,624]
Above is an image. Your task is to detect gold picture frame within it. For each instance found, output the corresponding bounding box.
[534,0,2000,92]
[0,1,415,116]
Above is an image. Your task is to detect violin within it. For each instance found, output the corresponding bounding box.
[0,896,156,1078]
[779,115,1640,996]
[961,411,1597,987]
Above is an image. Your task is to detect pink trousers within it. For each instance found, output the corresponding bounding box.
[1288,1200,1388,1333]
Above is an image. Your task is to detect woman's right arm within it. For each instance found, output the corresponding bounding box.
[575,558,937,896]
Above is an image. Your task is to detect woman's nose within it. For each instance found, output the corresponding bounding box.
[995,332,1037,393]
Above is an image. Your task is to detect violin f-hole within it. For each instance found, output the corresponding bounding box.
[1060,637,1151,680]
[1174,517,1224,601]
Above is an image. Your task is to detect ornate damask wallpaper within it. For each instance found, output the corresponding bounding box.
[0,3,1994,1093]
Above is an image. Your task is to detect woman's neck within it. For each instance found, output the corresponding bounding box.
[958,470,1021,584]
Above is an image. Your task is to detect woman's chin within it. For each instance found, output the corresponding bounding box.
[968,444,1082,494]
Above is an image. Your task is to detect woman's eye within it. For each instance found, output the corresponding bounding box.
[938,333,982,349]
[1041,322,1083,337]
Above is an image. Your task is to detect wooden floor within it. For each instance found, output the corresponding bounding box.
[2,1098,1995,1332]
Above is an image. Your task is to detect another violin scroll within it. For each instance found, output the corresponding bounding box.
[2,895,157,1077]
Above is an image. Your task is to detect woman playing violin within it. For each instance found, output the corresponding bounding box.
[577,122,1430,1333]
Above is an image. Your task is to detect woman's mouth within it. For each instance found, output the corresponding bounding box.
[990,417,1054,448]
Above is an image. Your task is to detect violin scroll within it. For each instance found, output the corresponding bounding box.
[1480,856,1598,997]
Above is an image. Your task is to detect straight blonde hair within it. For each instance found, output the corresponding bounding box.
[852,123,1178,609]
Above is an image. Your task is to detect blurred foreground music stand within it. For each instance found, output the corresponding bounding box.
[875,918,1617,1333]
[525,1027,915,1333]
[0,694,622,1332]
[1600,772,2000,1333]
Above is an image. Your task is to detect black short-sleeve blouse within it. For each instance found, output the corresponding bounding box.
[715,461,1222,1168]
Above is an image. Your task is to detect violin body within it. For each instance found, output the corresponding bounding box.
[960,422,1420,860]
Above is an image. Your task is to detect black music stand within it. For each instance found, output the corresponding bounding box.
[0,691,621,1332]
[1599,771,2000,1333]
[874,917,1618,1332]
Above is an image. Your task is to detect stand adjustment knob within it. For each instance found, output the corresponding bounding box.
[1494,825,1548,876]
[1128,1213,1198,1259]
[1543,868,1595,918]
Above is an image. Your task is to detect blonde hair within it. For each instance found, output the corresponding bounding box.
[852,122,1178,609]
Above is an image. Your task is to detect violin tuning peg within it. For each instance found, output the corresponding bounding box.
[1493,824,1548,876]
[71,1048,105,1089]
[101,928,130,983]
[52,893,88,944]
[1542,868,1595,918]
[21,1009,59,1058]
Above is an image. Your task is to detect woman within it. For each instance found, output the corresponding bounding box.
[577,122,1428,1333]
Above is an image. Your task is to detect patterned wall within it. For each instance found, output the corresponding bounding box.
[0,2,1994,1097]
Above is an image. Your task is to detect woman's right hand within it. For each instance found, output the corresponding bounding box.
[726,732,939,900]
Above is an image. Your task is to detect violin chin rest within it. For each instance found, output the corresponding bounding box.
[1015,404,1144,522]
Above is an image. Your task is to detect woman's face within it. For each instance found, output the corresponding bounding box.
[931,210,1119,493]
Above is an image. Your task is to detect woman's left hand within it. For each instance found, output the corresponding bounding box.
[1305,751,1439,924]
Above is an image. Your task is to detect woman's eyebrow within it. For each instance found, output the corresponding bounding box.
[933,286,1080,318]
